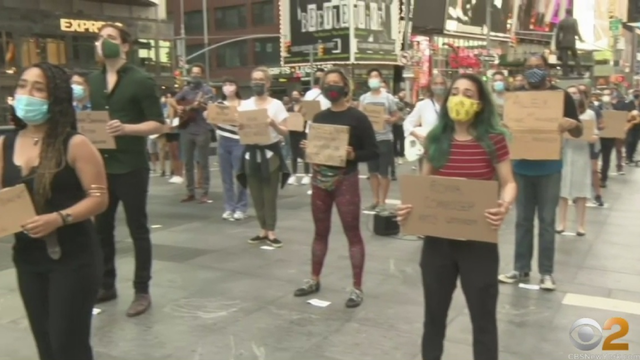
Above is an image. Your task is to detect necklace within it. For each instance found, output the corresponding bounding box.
[31,137,40,146]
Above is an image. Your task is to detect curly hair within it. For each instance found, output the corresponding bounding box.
[18,62,76,211]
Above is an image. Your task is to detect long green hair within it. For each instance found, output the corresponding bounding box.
[426,73,509,169]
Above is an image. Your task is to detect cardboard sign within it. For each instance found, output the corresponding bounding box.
[503,91,564,130]
[564,120,596,141]
[399,175,499,243]
[300,100,322,121]
[509,129,562,160]
[287,112,305,132]
[207,103,238,125]
[0,184,37,238]
[305,123,350,167]
[237,109,271,145]
[77,111,116,149]
[599,110,628,139]
[363,104,386,131]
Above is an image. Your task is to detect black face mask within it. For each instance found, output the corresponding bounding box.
[190,77,203,88]
[634,94,640,100]
[322,85,346,103]
[251,82,266,96]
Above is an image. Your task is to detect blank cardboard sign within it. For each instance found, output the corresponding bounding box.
[0,184,37,238]
[238,108,271,145]
[510,129,562,160]
[399,175,499,243]
[599,110,628,139]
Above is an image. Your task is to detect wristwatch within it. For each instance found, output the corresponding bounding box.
[56,212,73,225]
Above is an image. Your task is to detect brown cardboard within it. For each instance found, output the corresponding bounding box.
[207,103,238,125]
[286,112,305,132]
[599,110,628,139]
[363,104,386,131]
[237,109,271,145]
[563,120,596,141]
[0,184,37,238]
[305,123,350,167]
[76,111,116,149]
[503,91,564,130]
[300,100,322,121]
[399,175,499,243]
[509,129,562,160]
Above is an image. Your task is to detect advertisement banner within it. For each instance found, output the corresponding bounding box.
[511,0,571,42]
[444,0,512,39]
[352,0,400,63]
[282,0,352,65]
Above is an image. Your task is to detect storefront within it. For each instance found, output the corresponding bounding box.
[0,7,174,125]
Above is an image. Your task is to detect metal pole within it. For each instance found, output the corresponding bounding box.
[179,0,187,74]
[186,34,281,60]
[485,0,491,71]
[202,0,210,80]
[309,46,314,89]
[403,0,413,95]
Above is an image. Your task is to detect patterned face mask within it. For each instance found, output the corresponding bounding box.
[447,95,480,122]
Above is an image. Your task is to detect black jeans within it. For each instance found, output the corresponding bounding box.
[392,123,404,157]
[600,138,623,182]
[421,237,499,360]
[559,47,581,76]
[289,131,310,174]
[625,129,640,162]
[95,168,152,293]
[18,262,101,360]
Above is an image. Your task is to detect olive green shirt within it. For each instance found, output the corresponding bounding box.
[87,63,164,174]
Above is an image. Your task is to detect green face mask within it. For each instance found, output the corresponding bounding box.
[101,39,121,59]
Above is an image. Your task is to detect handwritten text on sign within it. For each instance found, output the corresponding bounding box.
[599,110,628,139]
[300,100,322,121]
[77,111,116,149]
[363,104,386,132]
[237,109,271,145]
[207,104,238,125]
[399,175,499,243]
[503,91,564,131]
[306,123,350,167]
[0,184,37,238]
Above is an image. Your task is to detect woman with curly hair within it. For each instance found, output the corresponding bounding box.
[0,62,108,360]
[397,73,517,360]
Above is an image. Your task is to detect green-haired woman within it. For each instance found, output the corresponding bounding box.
[396,73,517,360]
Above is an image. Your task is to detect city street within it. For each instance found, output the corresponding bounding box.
[0,162,639,360]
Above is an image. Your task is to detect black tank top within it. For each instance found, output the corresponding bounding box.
[1,131,99,268]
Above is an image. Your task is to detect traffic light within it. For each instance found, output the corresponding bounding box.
[317,44,325,57]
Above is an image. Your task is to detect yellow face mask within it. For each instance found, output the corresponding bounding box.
[447,95,480,122]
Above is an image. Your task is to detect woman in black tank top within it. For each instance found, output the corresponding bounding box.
[0,62,108,360]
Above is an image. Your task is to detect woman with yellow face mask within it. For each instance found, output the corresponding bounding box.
[396,73,517,360]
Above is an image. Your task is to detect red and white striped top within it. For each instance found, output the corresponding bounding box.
[432,134,509,180]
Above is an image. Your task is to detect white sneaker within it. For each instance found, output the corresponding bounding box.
[287,176,298,185]
[233,211,247,220]
[307,189,312,195]
[169,176,184,184]
[300,176,311,185]
[222,211,234,221]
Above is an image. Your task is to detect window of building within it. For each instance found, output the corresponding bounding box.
[215,41,248,68]
[184,10,204,36]
[252,0,275,26]
[158,40,173,74]
[0,32,17,72]
[70,36,98,70]
[20,37,67,67]
[253,37,280,66]
[135,39,156,74]
[214,5,247,31]
[186,44,206,67]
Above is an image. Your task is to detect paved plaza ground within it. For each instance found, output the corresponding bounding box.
[0,162,639,360]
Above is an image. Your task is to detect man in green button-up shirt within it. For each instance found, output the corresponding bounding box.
[88,23,164,318]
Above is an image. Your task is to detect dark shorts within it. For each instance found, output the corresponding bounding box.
[367,139,394,177]
[166,133,180,143]
[589,144,600,160]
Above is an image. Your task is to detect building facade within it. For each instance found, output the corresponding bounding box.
[0,0,174,125]
[168,0,280,93]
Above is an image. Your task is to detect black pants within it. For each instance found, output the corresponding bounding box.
[625,129,640,162]
[600,138,623,182]
[421,237,499,360]
[289,131,310,174]
[95,168,152,293]
[18,262,100,360]
[392,123,404,157]
[559,47,581,76]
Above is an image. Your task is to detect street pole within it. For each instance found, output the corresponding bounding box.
[202,0,210,80]
[309,46,314,89]
[403,0,413,94]
[485,0,491,72]
[179,0,187,75]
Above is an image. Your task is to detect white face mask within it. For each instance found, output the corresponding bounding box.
[602,95,611,103]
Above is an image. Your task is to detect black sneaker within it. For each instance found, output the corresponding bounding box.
[96,288,118,304]
[345,288,364,308]
[498,271,530,284]
[540,275,556,290]
[294,279,320,297]
[267,238,283,248]
[594,195,604,207]
[160,171,166,178]
[248,235,267,244]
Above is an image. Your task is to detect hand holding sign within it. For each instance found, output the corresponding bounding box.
[21,213,63,239]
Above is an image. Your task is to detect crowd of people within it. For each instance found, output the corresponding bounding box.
[1,19,639,360]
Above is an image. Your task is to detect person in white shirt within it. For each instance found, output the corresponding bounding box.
[236,67,290,248]
[403,74,448,144]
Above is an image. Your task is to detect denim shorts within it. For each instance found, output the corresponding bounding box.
[367,139,393,177]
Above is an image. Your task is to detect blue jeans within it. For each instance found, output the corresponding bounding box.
[514,172,561,275]
[218,135,248,213]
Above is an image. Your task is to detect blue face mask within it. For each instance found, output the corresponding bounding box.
[71,84,85,101]
[493,81,505,92]
[14,95,50,125]
[524,68,548,88]
[368,78,381,90]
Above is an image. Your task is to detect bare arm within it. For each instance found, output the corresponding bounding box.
[495,159,517,209]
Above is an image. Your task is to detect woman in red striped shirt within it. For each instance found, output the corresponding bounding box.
[397,73,517,360]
